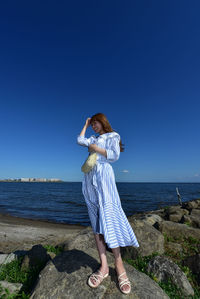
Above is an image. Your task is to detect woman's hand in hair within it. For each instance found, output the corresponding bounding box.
[85,117,91,129]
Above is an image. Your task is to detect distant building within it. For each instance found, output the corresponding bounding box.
[20,178,30,182]
[49,178,61,182]
[0,177,63,182]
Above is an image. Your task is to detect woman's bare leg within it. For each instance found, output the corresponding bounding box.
[90,233,109,285]
[111,247,130,292]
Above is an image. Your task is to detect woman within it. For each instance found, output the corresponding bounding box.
[77,113,139,295]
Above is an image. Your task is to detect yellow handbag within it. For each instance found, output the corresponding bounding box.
[81,151,97,173]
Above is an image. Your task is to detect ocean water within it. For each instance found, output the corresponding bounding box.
[0,182,199,227]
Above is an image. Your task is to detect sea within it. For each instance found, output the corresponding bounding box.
[0,182,199,227]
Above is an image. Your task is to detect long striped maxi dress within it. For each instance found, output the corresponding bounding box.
[77,131,139,249]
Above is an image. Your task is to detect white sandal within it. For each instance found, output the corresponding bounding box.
[117,271,131,294]
[88,269,109,288]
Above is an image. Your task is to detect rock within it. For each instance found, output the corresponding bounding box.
[0,253,16,265]
[182,215,200,228]
[165,242,183,253]
[47,251,56,260]
[120,219,164,259]
[128,209,165,222]
[165,206,189,216]
[138,214,163,226]
[157,220,200,240]
[147,255,194,296]
[168,213,182,222]
[21,245,51,271]
[63,226,97,252]
[182,254,200,284]
[29,247,170,299]
[0,281,23,296]
[0,250,27,265]
[182,200,199,210]
[164,207,189,223]
[190,209,200,217]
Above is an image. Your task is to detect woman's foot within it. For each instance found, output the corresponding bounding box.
[89,265,109,286]
[115,260,131,294]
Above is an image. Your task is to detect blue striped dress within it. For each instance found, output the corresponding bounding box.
[77,131,140,249]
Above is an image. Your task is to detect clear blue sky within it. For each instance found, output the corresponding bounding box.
[0,1,200,183]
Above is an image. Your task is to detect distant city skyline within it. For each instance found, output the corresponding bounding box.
[0,178,63,182]
[0,1,200,183]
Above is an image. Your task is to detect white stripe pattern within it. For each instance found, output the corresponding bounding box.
[77,132,140,248]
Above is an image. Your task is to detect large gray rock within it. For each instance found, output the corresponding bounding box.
[30,247,169,299]
[157,220,200,240]
[182,200,199,210]
[182,214,200,228]
[164,206,189,223]
[0,281,23,297]
[190,209,200,217]
[63,226,97,251]
[164,241,183,253]
[0,253,16,265]
[120,219,165,259]
[147,255,194,297]
[183,254,200,284]
[137,214,163,226]
[21,244,51,271]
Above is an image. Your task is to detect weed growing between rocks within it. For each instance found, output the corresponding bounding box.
[0,244,64,299]
[124,250,200,299]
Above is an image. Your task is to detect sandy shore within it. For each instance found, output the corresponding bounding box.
[0,212,86,253]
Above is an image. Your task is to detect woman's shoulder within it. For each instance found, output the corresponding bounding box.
[107,131,120,140]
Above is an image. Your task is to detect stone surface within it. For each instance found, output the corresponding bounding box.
[137,214,163,226]
[157,220,200,240]
[182,214,200,228]
[0,281,23,296]
[190,209,200,217]
[183,254,200,284]
[147,255,194,297]
[30,247,170,299]
[0,253,16,265]
[21,244,51,270]
[182,201,199,210]
[165,241,183,253]
[63,226,97,251]
[121,219,165,259]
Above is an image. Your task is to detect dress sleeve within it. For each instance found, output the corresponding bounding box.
[105,134,120,163]
[77,134,95,147]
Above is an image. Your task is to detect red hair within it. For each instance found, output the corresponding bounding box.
[90,113,124,152]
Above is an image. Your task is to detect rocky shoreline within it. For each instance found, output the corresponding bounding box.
[0,198,200,298]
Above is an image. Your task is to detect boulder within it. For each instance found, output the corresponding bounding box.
[165,206,189,216]
[157,220,200,240]
[137,214,163,226]
[0,253,16,265]
[147,255,194,296]
[63,226,97,252]
[182,200,199,210]
[182,215,200,228]
[164,242,183,253]
[29,247,170,299]
[168,213,182,223]
[120,220,164,259]
[190,209,200,217]
[164,206,189,223]
[182,254,200,284]
[0,281,23,297]
[21,244,51,271]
